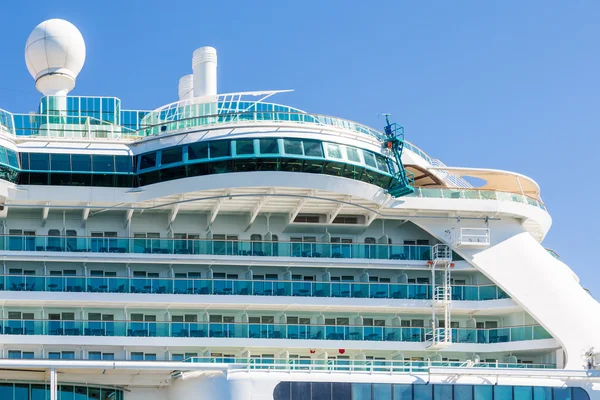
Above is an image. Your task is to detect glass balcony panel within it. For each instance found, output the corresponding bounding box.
[390,284,408,299]
[479,285,498,300]
[351,282,368,298]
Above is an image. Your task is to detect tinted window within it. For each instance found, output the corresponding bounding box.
[303,140,323,157]
[236,139,255,155]
[30,153,49,170]
[92,155,114,172]
[51,154,70,171]
[140,153,156,170]
[363,151,378,168]
[209,141,230,158]
[188,142,209,160]
[19,153,29,169]
[71,154,92,171]
[259,139,279,154]
[6,150,18,168]
[115,156,132,173]
[161,147,182,165]
[283,139,303,155]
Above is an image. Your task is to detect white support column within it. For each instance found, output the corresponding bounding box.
[50,368,57,400]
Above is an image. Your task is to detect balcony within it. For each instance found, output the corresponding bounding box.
[0,235,432,262]
[0,319,551,344]
[186,357,556,372]
[0,275,511,301]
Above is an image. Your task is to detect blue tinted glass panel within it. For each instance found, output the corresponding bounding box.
[31,384,46,400]
[209,141,230,158]
[30,153,49,170]
[235,140,255,155]
[139,153,156,170]
[71,154,91,171]
[188,143,209,160]
[514,386,533,400]
[51,154,71,171]
[413,384,432,400]
[573,387,590,400]
[495,386,513,400]
[259,139,279,154]
[115,156,132,173]
[554,387,573,400]
[434,385,453,399]
[291,382,311,400]
[20,153,29,169]
[60,386,74,400]
[474,385,493,400]
[454,385,473,400]
[352,383,371,400]
[92,155,114,172]
[15,384,28,399]
[161,148,183,165]
[7,150,18,168]
[393,384,413,400]
[0,147,10,165]
[332,383,351,399]
[0,384,11,399]
[273,383,290,400]
[373,383,392,399]
[311,382,331,400]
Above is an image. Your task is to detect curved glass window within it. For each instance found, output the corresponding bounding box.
[259,138,279,154]
[273,383,589,400]
[161,147,182,165]
[29,153,49,170]
[50,154,70,171]
[303,140,323,157]
[346,147,361,163]
[188,142,208,160]
[72,154,92,172]
[0,382,123,400]
[235,139,255,156]
[92,155,114,173]
[209,140,230,158]
[139,153,156,170]
[283,139,303,155]
[325,143,342,159]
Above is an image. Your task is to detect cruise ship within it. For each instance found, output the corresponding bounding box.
[0,18,597,400]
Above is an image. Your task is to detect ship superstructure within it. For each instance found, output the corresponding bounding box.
[0,18,597,400]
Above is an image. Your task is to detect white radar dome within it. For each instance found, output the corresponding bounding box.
[25,19,86,96]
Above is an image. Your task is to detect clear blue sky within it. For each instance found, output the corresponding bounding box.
[0,1,598,294]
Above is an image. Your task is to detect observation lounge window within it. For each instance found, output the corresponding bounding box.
[139,153,156,170]
[375,155,389,173]
[50,154,70,171]
[92,155,114,172]
[346,147,361,163]
[325,144,342,159]
[71,154,92,172]
[188,142,209,160]
[209,141,230,158]
[363,152,378,169]
[283,139,303,155]
[161,148,182,165]
[303,140,323,157]
[29,153,49,170]
[259,138,279,154]
[235,140,255,156]
[115,156,132,173]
